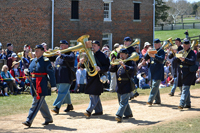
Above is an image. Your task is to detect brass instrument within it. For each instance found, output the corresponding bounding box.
[111,52,139,65]
[44,35,98,77]
[116,38,140,53]
[176,39,199,58]
[77,35,99,77]
[17,51,34,59]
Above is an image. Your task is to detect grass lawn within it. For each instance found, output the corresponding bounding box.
[124,115,200,133]
[155,29,200,41]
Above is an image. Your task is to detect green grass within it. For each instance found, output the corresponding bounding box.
[155,29,200,41]
[124,116,200,133]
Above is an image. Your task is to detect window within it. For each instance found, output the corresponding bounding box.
[70,40,78,47]
[133,1,141,22]
[103,0,113,21]
[71,1,79,19]
[102,33,112,50]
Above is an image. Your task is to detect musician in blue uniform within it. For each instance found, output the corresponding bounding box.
[82,40,110,117]
[144,39,165,106]
[50,40,75,114]
[110,48,134,122]
[168,38,183,96]
[176,39,196,109]
[22,45,56,127]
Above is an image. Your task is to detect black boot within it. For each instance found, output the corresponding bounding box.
[51,106,59,114]
[64,104,74,112]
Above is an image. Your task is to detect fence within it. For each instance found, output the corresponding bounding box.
[155,22,200,31]
[160,35,200,44]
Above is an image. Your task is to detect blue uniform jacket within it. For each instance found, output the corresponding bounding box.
[49,52,75,84]
[85,50,110,95]
[144,48,165,81]
[168,45,183,78]
[29,56,56,97]
[175,49,196,86]
[110,60,134,94]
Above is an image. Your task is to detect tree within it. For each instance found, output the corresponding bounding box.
[166,0,192,24]
[192,4,199,16]
[155,0,170,25]
[196,7,200,19]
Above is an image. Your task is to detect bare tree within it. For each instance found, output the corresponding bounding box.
[166,0,192,24]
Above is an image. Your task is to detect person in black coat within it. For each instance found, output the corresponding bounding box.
[168,38,183,96]
[176,39,196,109]
[145,39,165,106]
[110,48,134,122]
[49,40,75,114]
[82,40,110,117]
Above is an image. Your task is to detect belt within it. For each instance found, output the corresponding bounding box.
[56,65,67,68]
[31,73,47,100]
[118,77,129,81]
[31,73,47,78]
[179,65,189,68]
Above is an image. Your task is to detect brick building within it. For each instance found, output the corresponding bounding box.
[0,0,153,52]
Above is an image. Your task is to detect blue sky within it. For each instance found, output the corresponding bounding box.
[187,0,200,3]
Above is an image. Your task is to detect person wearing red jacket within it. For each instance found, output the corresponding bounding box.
[10,61,25,92]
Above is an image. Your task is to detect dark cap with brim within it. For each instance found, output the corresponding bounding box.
[34,45,44,50]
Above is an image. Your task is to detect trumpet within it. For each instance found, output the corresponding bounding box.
[111,52,139,65]
[148,37,173,55]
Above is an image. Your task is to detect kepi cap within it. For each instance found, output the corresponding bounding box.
[119,48,129,54]
[183,38,190,45]
[124,37,131,41]
[154,39,161,43]
[175,38,181,42]
[59,40,68,45]
[34,45,44,50]
[92,40,100,46]
[7,43,13,47]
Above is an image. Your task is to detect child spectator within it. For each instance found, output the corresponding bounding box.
[76,62,87,93]
[139,72,150,89]
[159,73,169,88]
[167,73,174,86]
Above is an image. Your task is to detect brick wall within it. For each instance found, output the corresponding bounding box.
[0,0,52,52]
[0,0,153,52]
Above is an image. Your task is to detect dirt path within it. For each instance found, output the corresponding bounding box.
[0,89,200,133]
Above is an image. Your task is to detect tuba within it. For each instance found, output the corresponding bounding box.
[111,52,139,65]
[43,35,98,77]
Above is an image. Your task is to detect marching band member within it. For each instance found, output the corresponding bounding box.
[50,40,75,114]
[145,39,165,106]
[82,40,110,117]
[176,39,196,109]
[110,48,134,122]
[22,45,56,127]
[168,38,183,96]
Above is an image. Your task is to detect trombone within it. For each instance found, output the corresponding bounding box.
[116,38,140,53]
[110,52,139,65]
